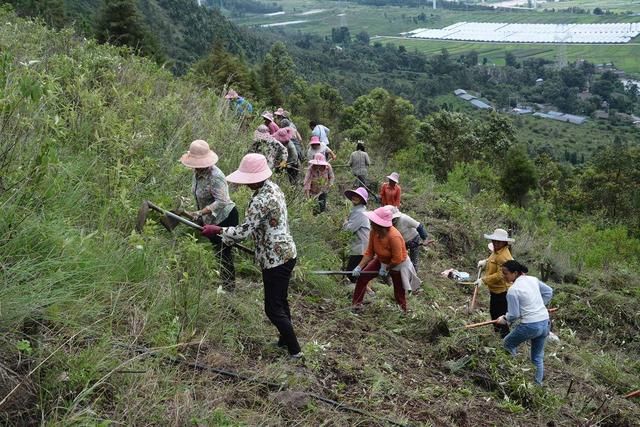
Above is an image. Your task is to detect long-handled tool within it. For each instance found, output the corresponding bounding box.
[136,200,254,255]
[464,308,559,329]
[624,390,640,399]
[311,270,379,276]
[467,267,483,314]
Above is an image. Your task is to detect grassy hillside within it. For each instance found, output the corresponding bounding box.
[1,9,639,426]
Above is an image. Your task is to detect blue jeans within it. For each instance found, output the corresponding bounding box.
[503,319,550,385]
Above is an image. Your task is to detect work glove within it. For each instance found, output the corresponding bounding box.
[201,224,222,238]
[278,160,288,169]
[473,278,484,287]
[495,315,507,325]
[352,266,362,278]
[477,259,487,269]
[378,265,389,278]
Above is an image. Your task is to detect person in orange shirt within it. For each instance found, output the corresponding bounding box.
[351,206,420,312]
[380,172,401,207]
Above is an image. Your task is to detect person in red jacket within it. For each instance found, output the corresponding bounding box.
[380,172,401,207]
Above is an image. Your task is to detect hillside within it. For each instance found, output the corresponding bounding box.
[1,8,639,426]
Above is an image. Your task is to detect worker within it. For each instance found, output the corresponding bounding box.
[348,140,371,188]
[380,172,401,207]
[303,153,334,214]
[249,125,287,170]
[309,120,330,146]
[496,260,553,385]
[201,154,303,359]
[273,127,300,184]
[279,114,305,165]
[342,187,371,285]
[261,111,279,135]
[307,136,336,162]
[475,228,514,338]
[224,89,253,116]
[180,140,238,291]
[388,207,431,273]
[351,206,420,313]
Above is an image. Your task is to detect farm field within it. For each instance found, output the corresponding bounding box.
[374,36,640,74]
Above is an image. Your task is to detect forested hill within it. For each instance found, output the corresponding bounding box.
[2,0,268,73]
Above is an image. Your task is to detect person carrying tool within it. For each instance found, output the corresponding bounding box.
[351,206,420,313]
[273,127,300,184]
[474,228,514,338]
[348,140,371,188]
[249,125,287,170]
[180,140,239,291]
[309,120,330,146]
[380,172,401,207]
[342,187,371,286]
[261,111,279,135]
[307,136,336,162]
[201,153,303,359]
[387,207,431,273]
[304,153,334,214]
[495,260,553,385]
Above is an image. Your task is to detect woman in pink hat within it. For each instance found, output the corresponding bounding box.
[306,136,336,162]
[201,153,303,359]
[351,206,421,312]
[180,140,238,291]
[303,153,335,214]
[342,187,371,284]
[273,127,300,184]
[261,111,280,135]
[380,172,401,207]
[249,125,287,170]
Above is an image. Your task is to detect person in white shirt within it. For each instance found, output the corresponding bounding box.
[309,120,330,146]
[496,260,553,385]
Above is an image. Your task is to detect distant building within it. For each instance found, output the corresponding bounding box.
[512,107,533,115]
[459,93,476,101]
[535,78,544,86]
[470,99,493,110]
[533,111,587,124]
[454,89,467,96]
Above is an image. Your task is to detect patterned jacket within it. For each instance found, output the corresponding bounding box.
[222,180,296,270]
[249,138,288,170]
[192,166,235,225]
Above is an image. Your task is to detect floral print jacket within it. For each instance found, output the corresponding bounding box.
[221,180,297,270]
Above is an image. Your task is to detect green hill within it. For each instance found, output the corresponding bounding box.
[1,8,639,426]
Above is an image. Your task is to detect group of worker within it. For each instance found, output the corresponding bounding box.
[176,94,554,384]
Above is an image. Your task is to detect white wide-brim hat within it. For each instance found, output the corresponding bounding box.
[386,172,400,183]
[226,153,273,184]
[483,228,514,242]
[180,139,219,168]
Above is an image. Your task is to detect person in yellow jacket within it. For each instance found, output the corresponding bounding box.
[475,228,514,337]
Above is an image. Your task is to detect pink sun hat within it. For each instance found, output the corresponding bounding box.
[261,111,275,122]
[344,187,368,204]
[180,140,219,168]
[253,124,272,141]
[386,172,400,183]
[274,107,286,116]
[309,152,329,166]
[226,153,273,184]
[309,135,321,145]
[365,206,394,228]
[273,127,294,143]
[224,89,238,99]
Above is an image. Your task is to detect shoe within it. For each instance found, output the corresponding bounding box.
[548,332,560,343]
[290,352,304,359]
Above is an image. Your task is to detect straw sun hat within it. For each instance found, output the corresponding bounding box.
[180,140,219,169]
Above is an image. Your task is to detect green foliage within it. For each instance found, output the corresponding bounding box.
[500,145,537,206]
[189,42,253,94]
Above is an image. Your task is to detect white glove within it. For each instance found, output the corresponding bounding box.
[474,278,484,287]
[477,259,487,269]
[352,266,362,277]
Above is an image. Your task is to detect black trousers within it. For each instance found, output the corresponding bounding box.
[314,192,327,214]
[209,207,239,290]
[490,291,510,337]
[345,255,363,283]
[262,258,301,355]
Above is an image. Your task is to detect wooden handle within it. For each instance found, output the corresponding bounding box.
[624,390,640,399]
[464,319,498,329]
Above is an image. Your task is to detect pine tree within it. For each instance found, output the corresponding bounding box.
[500,145,537,206]
[190,43,251,93]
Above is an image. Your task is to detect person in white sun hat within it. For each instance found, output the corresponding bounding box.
[474,228,514,338]
[200,153,303,359]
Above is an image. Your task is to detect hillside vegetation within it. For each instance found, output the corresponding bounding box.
[1,9,639,426]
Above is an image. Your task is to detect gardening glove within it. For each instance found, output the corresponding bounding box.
[477,259,487,269]
[378,265,389,278]
[473,278,484,287]
[352,266,362,278]
[201,224,222,238]
[278,160,288,169]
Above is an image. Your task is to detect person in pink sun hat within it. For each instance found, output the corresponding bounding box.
[342,187,371,285]
[303,153,335,214]
[306,135,336,162]
[351,206,421,313]
[261,111,280,135]
[200,153,303,359]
